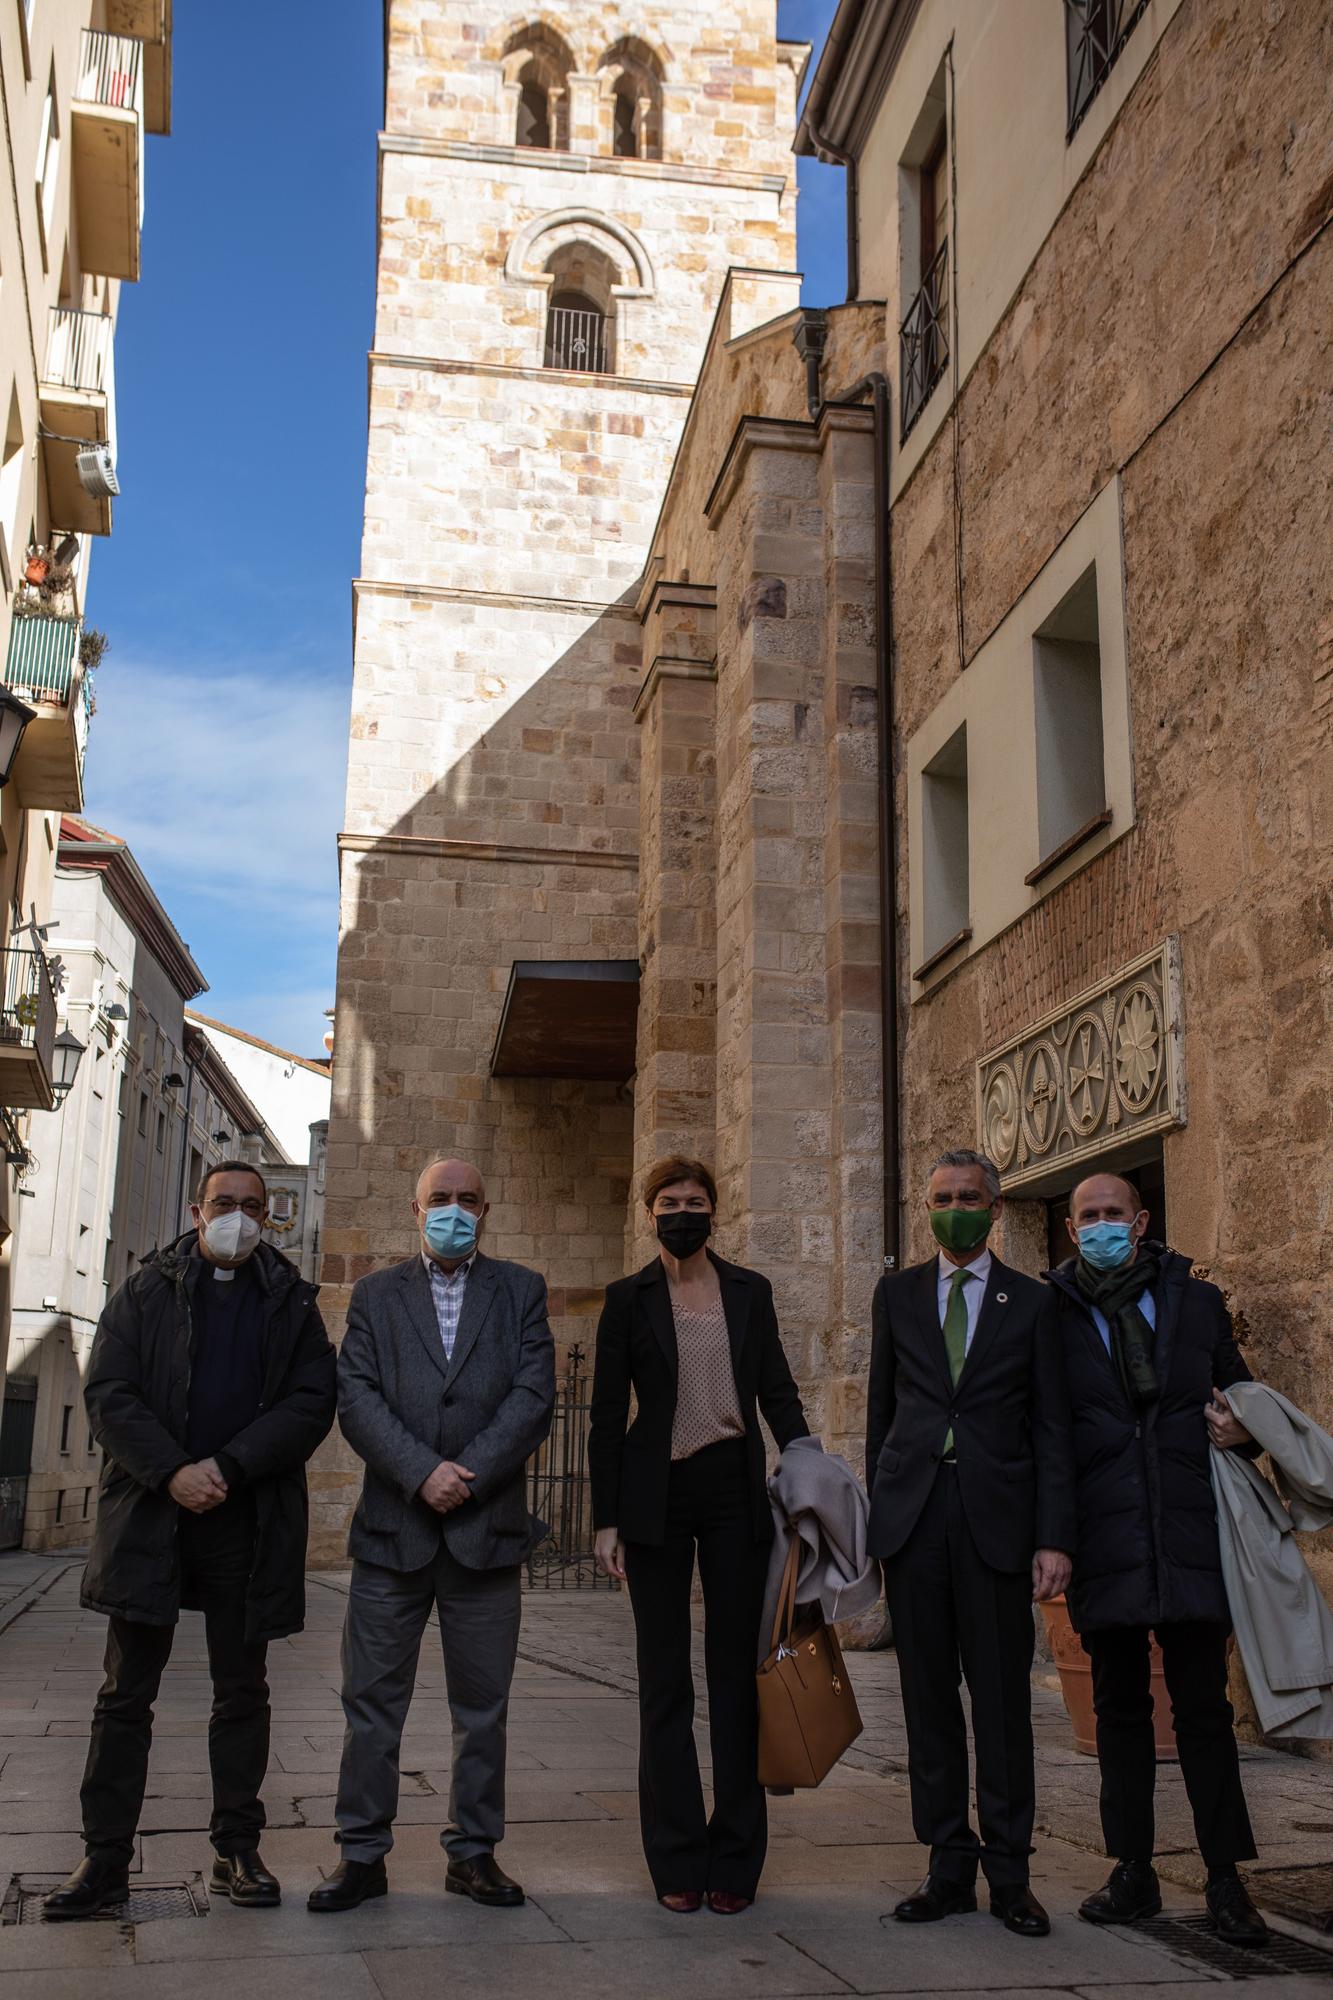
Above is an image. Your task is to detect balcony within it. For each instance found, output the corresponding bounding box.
[71,31,144,281]
[1064,0,1149,140]
[0,949,57,1113]
[106,1,172,134]
[2,616,90,812]
[899,239,950,445]
[40,309,115,537]
[544,306,609,374]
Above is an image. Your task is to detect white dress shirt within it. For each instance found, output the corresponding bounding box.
[1088,1275,1156,1354]
[936,1247,991,1354]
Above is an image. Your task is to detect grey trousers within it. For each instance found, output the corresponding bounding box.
[333,1544,523,1862]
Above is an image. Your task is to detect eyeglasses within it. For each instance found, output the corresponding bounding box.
[204,1197,265,1219]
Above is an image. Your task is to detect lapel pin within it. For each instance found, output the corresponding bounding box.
[996,1292,1008,1304]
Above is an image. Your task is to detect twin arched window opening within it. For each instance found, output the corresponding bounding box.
[505,26,664,160]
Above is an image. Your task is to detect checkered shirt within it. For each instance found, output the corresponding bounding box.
[423,1251,475,1363]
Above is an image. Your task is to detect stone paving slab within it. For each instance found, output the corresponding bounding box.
[1,1554,1331,1998]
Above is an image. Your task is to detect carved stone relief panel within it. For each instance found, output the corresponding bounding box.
[975,939,1184,1193]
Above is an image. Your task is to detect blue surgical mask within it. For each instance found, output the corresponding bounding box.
[1077,1220,1135,1271]
[423,1204,478,1260]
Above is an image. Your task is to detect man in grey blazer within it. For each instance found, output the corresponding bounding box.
[308,1158,555,1912]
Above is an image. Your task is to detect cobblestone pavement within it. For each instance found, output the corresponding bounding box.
[1,1554,1331,1998]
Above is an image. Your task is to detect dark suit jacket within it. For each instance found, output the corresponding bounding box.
[865,1253,1075,1574]
[588,1251,809,1547]
[337,1250,555,1572]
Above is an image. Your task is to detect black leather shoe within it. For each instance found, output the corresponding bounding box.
[210,1850,281,1907]
[445,1854,524,1907]
[307,1857,388,1912]
[1079,1860,1162,1925]
[42,1855,129,1921]
[1206,1872,1269,1947]
[990,1883,1051,1936]
[893,1874,978,1922]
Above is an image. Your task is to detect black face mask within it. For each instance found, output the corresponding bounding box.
[655,1211,712,1260]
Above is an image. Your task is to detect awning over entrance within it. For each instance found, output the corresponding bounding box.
[490,960,640,1082]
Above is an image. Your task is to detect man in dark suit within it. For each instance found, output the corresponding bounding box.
[866,1148,1074,1937]
[309,1158,555,1913]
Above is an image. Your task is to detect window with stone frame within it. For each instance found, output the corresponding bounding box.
[503,23,573,152]
[919,724,970,971]
[598,37,664,160]
[1029,563,1110,882]
[542,242,617,374]
[898,63,950,444]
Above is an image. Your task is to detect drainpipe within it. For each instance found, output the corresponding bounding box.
[810,124,860,303]
[820,363,900,1274]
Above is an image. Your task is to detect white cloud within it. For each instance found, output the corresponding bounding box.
[83,651,350,930]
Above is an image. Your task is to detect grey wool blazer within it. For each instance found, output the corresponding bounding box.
[337,1250,556,1572]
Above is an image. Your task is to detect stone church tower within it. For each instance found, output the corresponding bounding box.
[312,3,807,1549]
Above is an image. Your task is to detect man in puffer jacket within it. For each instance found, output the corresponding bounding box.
[1045,1171,1266,1947]
[43,1161,336,1922]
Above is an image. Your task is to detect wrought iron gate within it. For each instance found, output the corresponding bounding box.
[0,1378,37,1551]
[526,1346,611,1590]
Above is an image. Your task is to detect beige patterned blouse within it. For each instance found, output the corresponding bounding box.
[669,1290,745,1461]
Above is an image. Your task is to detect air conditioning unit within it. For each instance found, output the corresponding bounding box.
[75,444,119,502]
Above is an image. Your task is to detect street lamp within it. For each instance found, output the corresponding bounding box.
[50,1027,85,1105]
[0,689,36,788]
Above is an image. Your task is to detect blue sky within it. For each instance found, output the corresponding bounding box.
[82,1,843,1059]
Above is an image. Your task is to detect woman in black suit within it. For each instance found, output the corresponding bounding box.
[589,1155,808,1915]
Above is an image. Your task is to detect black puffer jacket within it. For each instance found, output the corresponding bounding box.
[1045,1246,1252,1634]
[82,1234,336,1642]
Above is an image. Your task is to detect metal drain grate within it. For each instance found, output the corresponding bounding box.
[4,1877,208,1925]
[1143,1912,1333,1979]
[1247,1863,1333,1932]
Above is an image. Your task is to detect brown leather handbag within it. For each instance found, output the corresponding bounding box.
[756,1537,863,1788]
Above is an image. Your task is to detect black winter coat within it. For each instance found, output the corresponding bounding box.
[82,1234,337,1642]
[1047,1247,1252,1634]
[588,1252,808,1546]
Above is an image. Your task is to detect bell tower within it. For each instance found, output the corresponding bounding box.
[313,2,807,1551]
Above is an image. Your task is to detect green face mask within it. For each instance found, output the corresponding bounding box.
[929,1205,993,1255]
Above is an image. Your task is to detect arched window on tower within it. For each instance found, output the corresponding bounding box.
[542,244,617,374]
[503,24,573,151]
[598,38,664,161]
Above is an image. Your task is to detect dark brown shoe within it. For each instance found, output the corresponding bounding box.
[659,1891,703,1913]
[445,1854,524,1906]
[210,1850,281,1907]
[990,1883,1050,1936]
[707,1890,752,1915]
[893,1874,978,1922]
[307,1857,388,1912]
[42,1856,129,1921]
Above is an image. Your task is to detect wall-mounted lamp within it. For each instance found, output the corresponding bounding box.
[104,1002,128,1023]
[51,1028,86,1105]
[163,1072,184,1090]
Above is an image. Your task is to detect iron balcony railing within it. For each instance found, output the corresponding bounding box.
[1064,0,1149,139]
[44,307,113,395]
[899,238,950,444]
[544,306,608,374]
[76,29,144,116]
[0,949,57,1081]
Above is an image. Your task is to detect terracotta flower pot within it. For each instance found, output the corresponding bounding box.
[1039,1594,1179,1762]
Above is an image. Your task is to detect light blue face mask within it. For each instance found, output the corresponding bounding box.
[423,1203,478,1260]
[1077,1220,1135,1271]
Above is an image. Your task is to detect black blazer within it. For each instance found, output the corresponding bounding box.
[865,1253,1075,1574]
[589,1252,809,1547]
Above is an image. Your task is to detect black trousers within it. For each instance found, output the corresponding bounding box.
[623,1440,769,1899]
[81,1498,270,1867]
[883,1463,1035,1889]
[1083,1621,1257,1871]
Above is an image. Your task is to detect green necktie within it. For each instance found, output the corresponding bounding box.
[942,1267,973,1457]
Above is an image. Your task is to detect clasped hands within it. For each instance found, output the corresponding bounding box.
[418,1460,475,1514]
[167,1458,228,1513]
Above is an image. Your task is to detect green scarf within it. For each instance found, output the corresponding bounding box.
[1073,1244,1164,1409]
